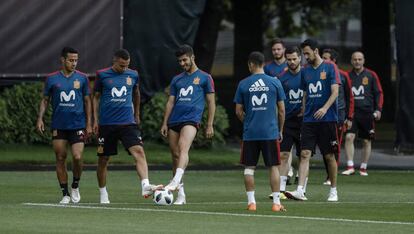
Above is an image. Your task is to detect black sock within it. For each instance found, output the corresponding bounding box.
[60,183,69,196]
[72,177,80,189]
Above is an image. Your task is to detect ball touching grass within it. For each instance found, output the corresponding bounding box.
[153,189,174,205]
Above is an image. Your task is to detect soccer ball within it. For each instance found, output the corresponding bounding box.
[153,189,174,205]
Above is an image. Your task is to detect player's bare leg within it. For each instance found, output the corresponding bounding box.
[285,150,310,201]
[70,142,84,203]
[343,133,356,175]
[325,153,338,201]
[360,139,371,176]
[168,130,186,204]
[97,156,110,203]
[53,140,70,203]
[129,145,163,198]
[165,126,197,192]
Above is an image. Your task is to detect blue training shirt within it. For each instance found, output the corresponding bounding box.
[94,67,139,125]
[264,60,288,78]
[168,69,215,125]
[234,73,286,141]
[43,70,90,130]
[301,61,340,122]
[278,69,303,119]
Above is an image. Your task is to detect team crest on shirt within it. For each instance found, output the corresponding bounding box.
[320,71,327,80]
[362,76,369,85]
[126,76,132,85]
[73,80,80,89]
[193,77,200,85]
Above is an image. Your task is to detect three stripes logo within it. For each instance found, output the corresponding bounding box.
[249,79,269,92]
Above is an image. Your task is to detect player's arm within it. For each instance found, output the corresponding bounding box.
[160,95,176,137]
[84,95,92,136]
[133,84,141,125]
[205,93,216,139]
[36,96,50,134]
[299,91,307,117]
[92,92,101,134]
[314,84,339,120]
[277,100,285,141]
[344,73,354,129]
[235,104,245,122]
[372,71,384,121]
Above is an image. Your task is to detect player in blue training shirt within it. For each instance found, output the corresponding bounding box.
[285,39,341,202]
[161,45,216,205]
[268,46,305,200]
[264,38,288,78]
[93,49,162,204]
[37,47,92,204]
[234,51,286,212]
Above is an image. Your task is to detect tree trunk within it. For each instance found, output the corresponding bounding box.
[193,0,225,73]
[361,0,394,121]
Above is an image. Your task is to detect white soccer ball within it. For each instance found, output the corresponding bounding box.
[153,189,174,205]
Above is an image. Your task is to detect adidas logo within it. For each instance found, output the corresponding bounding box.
[249,79,269,92]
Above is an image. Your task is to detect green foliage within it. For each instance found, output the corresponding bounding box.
[0,82,52,144]
[141,92,229,148]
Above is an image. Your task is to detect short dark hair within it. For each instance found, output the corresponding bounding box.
[175,44,194,57]
[285,46,301,56]
[248,51,265,66]
[269,38,285,48]
[114,49,130,60]
[322,48,339,62]
[61,47,78,58]
[300,39,319,50]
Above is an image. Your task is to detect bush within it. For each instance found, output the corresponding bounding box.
[0,82,52,144]
[141,92,229,148]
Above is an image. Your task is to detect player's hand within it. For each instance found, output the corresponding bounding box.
[93,122,99,135]
[313,107,327,120]
[205,125,214,139]
[36,118,44,134]
[86,125,93,138]
[160,124,168,137]
[345,119,352,130]
[373,111,381,121]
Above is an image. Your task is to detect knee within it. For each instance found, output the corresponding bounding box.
[72,153,82,162]
[55,153,67,163]
[362,139,371,146]
[98,157,110,166]
[300,151,311,161]
[280,152,289,162]
[345,134,355,142]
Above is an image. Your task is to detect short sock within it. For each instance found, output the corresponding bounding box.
[360,163,367,170]
[99,186,108,194]
[178,183,185,197]
[172,168,184,184]
[272,192,280,204]
[71,177,80,189]
[280,176,287,191]
[60,183,69,196]
[246,191,255,204]
[347,160,354,168]
[141,179,149,188]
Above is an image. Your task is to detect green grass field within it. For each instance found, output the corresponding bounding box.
[0,169,413,233]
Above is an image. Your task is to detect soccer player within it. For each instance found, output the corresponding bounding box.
[93,49,162,204]
[285,39,340,202]
[268,46,304,200]
[322,49,354,185]
[36,47,92,204]
[160,45,216,205]
[264,38,288,77]
[342,51,383,176]
[234,51,286,212]
[264,38,295,184]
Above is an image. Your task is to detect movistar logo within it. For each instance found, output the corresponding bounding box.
[252,93,268,106]
[289,89,303,99]
[179,86,193,97]
[249,79,269,92]
[352,85,364,96]
[308,81,322,94]
[60,90,75,102]
[111,86,127,97]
